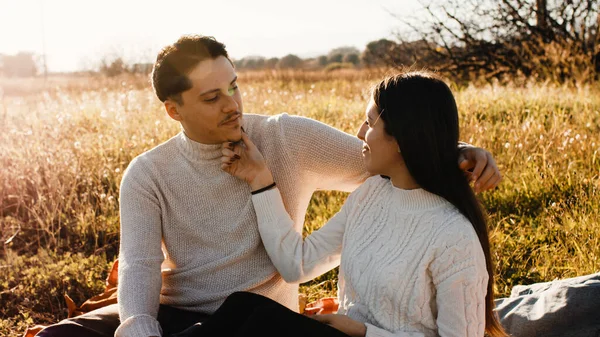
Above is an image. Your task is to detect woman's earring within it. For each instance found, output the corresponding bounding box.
[398,146,401,153]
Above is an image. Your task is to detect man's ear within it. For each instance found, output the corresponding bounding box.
[165,100,182,121]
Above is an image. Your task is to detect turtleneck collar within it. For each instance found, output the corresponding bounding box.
[384,178,449,212]
[176,132,223,162]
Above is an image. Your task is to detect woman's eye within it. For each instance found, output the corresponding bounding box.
[205,96,218,102]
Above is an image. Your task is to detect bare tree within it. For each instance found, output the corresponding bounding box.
[395,0,599,82]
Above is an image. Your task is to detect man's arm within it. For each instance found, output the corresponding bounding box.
[115,159,164,337]
[278,115,501,193]
[279,114,369,192]
[457,143,502,192]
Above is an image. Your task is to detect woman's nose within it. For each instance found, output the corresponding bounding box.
[356,123,366,140]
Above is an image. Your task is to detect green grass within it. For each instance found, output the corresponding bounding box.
[1,73,599,336]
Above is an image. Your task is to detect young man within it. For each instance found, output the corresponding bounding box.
[38,35,501,337]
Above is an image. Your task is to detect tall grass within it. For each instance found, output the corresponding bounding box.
[1,72,599,336]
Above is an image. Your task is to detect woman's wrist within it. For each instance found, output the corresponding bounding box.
[249,169,274,191]
[251,182,276,195]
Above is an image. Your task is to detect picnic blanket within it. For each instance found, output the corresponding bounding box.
[24,261,600,337]
[495,272,600,337]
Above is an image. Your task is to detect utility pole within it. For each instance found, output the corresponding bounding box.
[40,0,48,80]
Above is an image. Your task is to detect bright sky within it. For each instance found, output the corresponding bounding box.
[0,0,422,72]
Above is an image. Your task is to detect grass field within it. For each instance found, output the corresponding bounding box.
[1,71,599,336]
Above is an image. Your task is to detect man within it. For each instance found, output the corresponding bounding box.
[38,35,501,337]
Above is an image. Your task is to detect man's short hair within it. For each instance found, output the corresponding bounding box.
[152,35,231,104]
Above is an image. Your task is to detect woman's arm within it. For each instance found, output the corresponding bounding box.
[251,187,349,283]
[430,218,489,337]
[221,131,353,283]
[433,267,488,337]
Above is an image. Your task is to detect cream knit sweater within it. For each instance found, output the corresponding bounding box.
[115,113,368,337]
[252,175,489,337]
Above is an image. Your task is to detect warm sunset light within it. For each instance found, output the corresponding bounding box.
[2,1,599,337]
[0,0,416,72]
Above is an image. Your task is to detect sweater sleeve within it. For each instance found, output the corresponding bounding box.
[115,159,164,337]
[278,114,369,192]
[429,219,488,337]
[251,187,353,283]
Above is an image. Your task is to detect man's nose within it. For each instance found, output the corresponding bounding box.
[222,94,239,113]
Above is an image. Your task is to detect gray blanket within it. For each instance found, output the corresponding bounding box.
[495,272,600,337]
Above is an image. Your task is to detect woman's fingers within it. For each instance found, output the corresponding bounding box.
[221,147,242,162]
[240,132,257,151]
[221,147,236,157]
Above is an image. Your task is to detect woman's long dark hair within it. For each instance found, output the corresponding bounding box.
[373,72,506,337]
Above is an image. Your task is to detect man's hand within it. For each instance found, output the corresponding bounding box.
[458,147,502,193]
[312,314,366,337]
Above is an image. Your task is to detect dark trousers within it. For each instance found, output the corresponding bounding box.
[37,303,210,337]
[174,292,351,337]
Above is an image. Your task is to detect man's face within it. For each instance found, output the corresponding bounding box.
[165,56,243,144]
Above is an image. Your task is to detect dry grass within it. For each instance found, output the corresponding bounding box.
[1,71,599,335]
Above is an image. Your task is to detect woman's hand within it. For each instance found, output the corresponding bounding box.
[312,314,367,337]
[221,131,274,190]
[303,297,339,316]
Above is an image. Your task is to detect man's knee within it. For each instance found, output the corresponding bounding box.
[37,304,120,337]
[37,320,101,337]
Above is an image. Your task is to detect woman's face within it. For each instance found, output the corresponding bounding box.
[356,100,403,175]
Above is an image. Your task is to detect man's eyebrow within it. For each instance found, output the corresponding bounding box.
[199,76,238,96]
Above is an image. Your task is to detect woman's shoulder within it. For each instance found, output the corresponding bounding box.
[348,175,389,199]
[433,207,480,247]
[428,207,487,277]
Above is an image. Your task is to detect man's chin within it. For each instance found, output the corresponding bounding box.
[226,131,243,144]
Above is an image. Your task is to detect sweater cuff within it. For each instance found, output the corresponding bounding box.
[458,141,472,150]
[365,323,425,337]
[251,187,288,225]
[115,314,162,337]
[365,323,391,337]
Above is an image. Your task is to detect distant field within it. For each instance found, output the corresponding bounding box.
[1,71,599,336]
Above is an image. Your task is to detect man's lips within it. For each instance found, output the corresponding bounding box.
[220,114,241,126]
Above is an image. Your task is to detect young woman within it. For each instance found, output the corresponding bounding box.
[180,72,506,337]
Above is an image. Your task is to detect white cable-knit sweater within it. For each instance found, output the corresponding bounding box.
[116,113,368,337]
[252,175,489,337]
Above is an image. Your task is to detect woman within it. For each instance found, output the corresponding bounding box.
[182,72,506,337]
